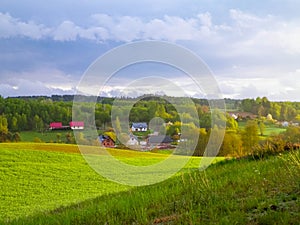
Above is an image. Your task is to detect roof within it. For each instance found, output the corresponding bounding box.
[70,121,84,126]
[132,122,147,128]
[148,135,173,144]
[129,133,138,140]
[99,135,115,143]
[50,122,62,128]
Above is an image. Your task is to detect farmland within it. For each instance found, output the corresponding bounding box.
[0,143,204,222]
[0,143,299,224]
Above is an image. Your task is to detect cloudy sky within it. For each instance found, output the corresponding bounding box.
[1,0,300,100]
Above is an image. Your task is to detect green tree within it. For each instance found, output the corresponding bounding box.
[11,132,21,142]
[194,128,208,156]
[114,116,122,135]
[10,116,18,132]
[65,132,74,144]
[199,113,211,129]
[241,98,255,113]
[0,115,9,142]
[270,102,281,120]
[284,126,300,143]
[242,120,259,154]
[33,115,41,131]
[220,131,243,157]
[258,120,265,136]
[56,133,62,143]
[226,114,238,131]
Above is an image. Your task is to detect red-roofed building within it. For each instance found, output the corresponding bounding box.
[49,122,62,130]
[70,121,84,130]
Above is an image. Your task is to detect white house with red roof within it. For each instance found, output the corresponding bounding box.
[69,121,84,130]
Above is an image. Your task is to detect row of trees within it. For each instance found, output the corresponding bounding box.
[193,119,300,158]
[0,96,213,132]
[1,95,300,158]
[240,97,300,121]
[3,95,300,133]
[0,115,21,142]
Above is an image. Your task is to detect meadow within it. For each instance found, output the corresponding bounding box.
[0,143,299,224]
[19,131,72,143]
[238,121,286,136]
[0,143,204,222]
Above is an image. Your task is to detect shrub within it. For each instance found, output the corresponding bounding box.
[251,134,286,159]
[33,137,42,143]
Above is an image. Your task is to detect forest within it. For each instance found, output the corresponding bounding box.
[1,95,300,157]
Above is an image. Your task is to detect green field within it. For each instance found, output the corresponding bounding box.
[0,143,299,224]
[19,131,72,143]
[0,143,205,222]
[238,121,286,137]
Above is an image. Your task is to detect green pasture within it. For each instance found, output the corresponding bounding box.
[263,124,286,136]
[0,143,299,224]
[0,143,208,222]
[19,131,72,143]
[238,121,286,136]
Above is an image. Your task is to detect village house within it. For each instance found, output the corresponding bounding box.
[69,121,84,130]
[228,112,257,120]
[49,122,63,130]
[126,134,139,146]
[99,135,115,148]
[131,122,148,132]
[49,122,69,130]
[49,121,84,130]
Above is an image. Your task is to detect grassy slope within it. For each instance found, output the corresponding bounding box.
[1,143,299,224]
[0,143,129,222]
[0,143,206,223]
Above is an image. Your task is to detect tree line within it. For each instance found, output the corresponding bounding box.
[239,97,300,121]
[1,95,300,158]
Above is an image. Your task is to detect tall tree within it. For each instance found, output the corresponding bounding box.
[258,120,265,136]
[242,120,259,154]
[0,115,9,142]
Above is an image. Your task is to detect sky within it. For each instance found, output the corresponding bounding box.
[1,0,300,101]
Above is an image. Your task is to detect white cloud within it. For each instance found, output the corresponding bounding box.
[0,68,77,97]
[1,9,300,100]
[1,9,300,55]
[0,12,218,42]
[0,12,50,39]
[53,21,79,41]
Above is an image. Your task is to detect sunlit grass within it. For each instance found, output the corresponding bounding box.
[1,143,298,224]
[0,143,209,221]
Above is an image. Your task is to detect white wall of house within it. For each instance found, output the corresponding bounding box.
[70,126,84,130]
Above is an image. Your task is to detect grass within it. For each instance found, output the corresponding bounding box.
[0,143,129,222]
[263,125,286,136]
[1,143,299,224]
[19,131,72,143]
[0,143,208,222]
[238,121,286,140]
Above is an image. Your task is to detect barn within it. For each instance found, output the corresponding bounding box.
[99,135,115,148]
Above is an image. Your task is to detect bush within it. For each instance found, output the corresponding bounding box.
[251,134,286,159]
[33,137,42,143]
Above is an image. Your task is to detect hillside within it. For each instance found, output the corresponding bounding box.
[1,143,299,224]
